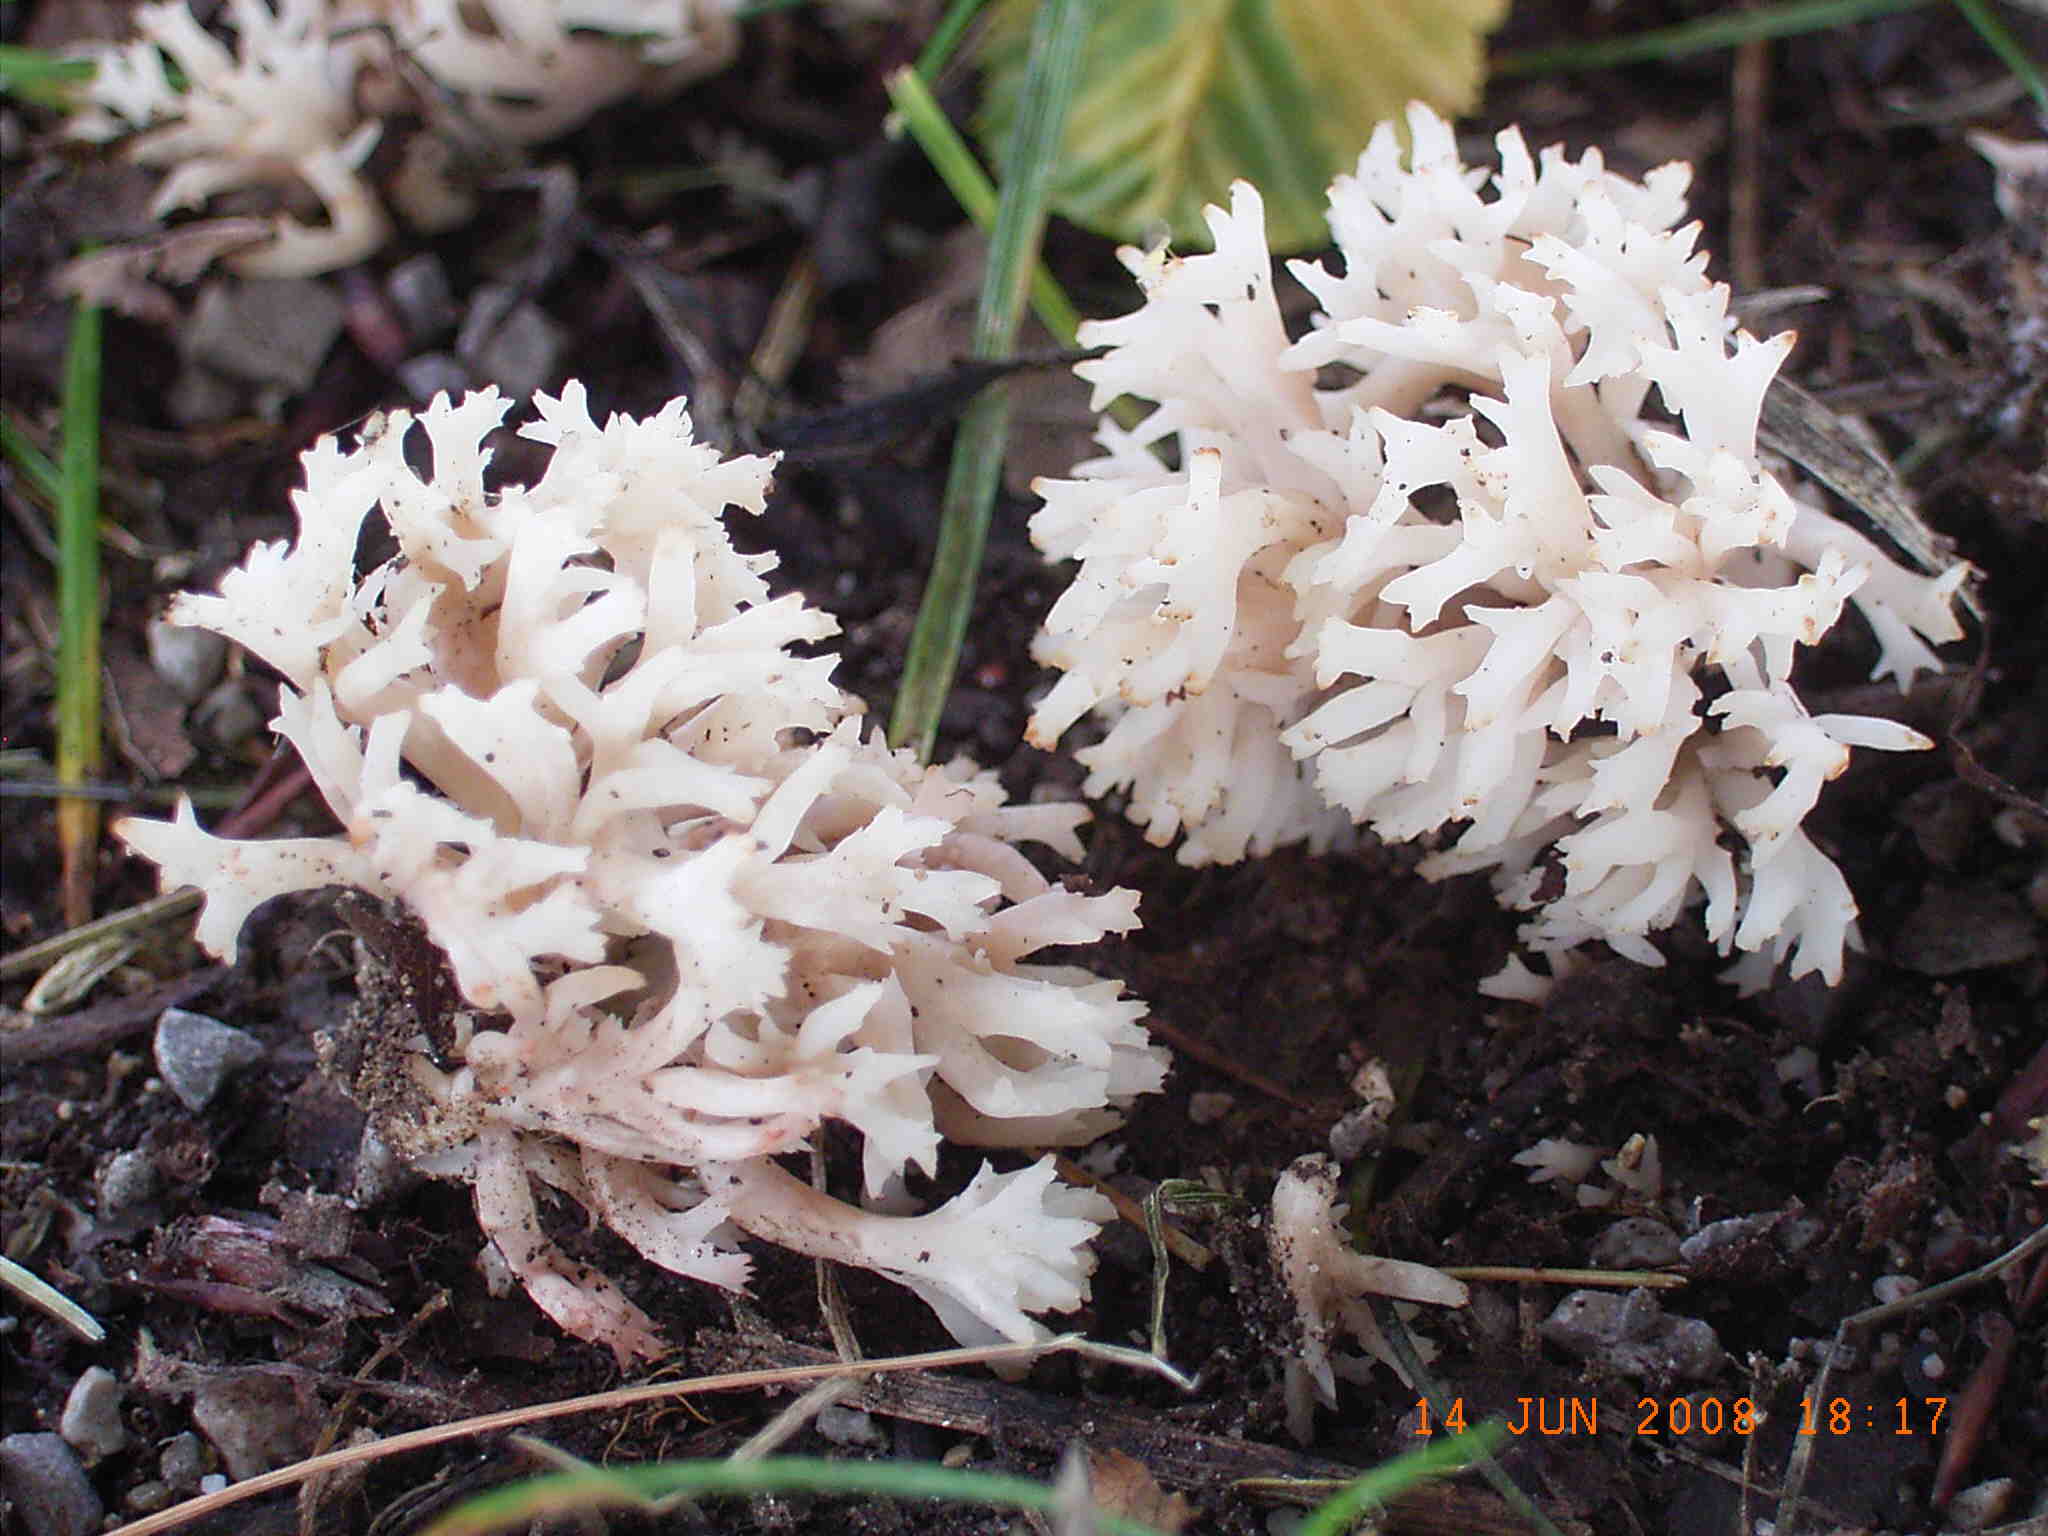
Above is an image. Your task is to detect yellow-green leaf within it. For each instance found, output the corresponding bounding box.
[975,0,1509,254]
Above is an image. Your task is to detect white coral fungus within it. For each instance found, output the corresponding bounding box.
[1029,102,1967,992]
[71,0,741,275]
[117,384,1164,1363]
[1268,1154,1468,1443]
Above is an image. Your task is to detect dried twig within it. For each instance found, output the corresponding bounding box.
[1773,1223,2048,1536]
[108,1333,1184,1536]
[0,966,227,1068]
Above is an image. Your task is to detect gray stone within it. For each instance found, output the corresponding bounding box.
[1945,1477,2015,1531]
[122,1480,174,1514]
[352,1125,416,1207]
[271,1187,356,1260]
[157,1431,207,1491]
[815,1403,886,1449]
[1679,1212,1778,1264]
[58,1367,127,1463]
[1541,1288,1641,1354]
[458,284,564,398]
[165,364,245,428]
[154,1008,264,1112]
[386,254,457,341]
[190,680,267,751]
[0,1433,104,1536]
[191,1372,308,1480]
[1589,1217,1681,1270]
[1541,1288,1723,1383]
[146,618,228,705]
[1777,1214,1826,1255]
[185,276,345,394]
[95,1148,161,1222]
[396,351,471,404]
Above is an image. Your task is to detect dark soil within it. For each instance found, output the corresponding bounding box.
[3,4,2043,1535]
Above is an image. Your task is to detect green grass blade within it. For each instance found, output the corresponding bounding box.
[888,0,1093,760]
[1948,0,2048,108]
[420,1454,1175,1536]
[966,4,1090,362]
[1494,0,1934,74]
[57,297,105,926]
[0,44,95,109]
[1371,1300,1568,1536]
[884,65,1082,347]
[1297,1422,1508,1536]
[0,414,65,505]
[0,1255,106,1345]
[916,0,993,81]
[889,388,1012,760]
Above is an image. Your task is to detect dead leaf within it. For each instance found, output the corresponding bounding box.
[103,641,198,781]
[841,227,1095,494]
[1086,1446,1194,1533]
[54,221,276,325]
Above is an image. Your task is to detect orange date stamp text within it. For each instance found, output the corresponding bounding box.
[1414,1395,1948,1438]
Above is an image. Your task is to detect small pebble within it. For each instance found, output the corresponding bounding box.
[352,1125,412,1207]
[1541,1288,1723,1382]
[1678,1212,1776,1264]
[154,1009,264,1112]
[122,1480,174,1514]
[158,1431,208,1491]
[1187,1091,1236,1126]
[271,1187,356,1259]
[385,254,457,341]
[192,1372,308,1479]
[95,1149,161,1222]
[190,680,267,751]
[58,1367,127,1463]
[1773,1046,1820,1094]
[1590,1217,1681,1270]
[457,285,563,398]
[166,364,245,427]
[1542,1290,1640,1354]
[815,1404,886,1449]
[0,1433,104,1536]
[184,276,346,395]
[1944,1477,2014,1530]
[1872,1273,1919,1305]
[146,618,227,704]
[1776,1215,1825,1255]
[397,351,470,404]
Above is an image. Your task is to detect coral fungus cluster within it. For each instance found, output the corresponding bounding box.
[71,0,741,274]
[1027,104,1967,992]
[118,385,1163,1361]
